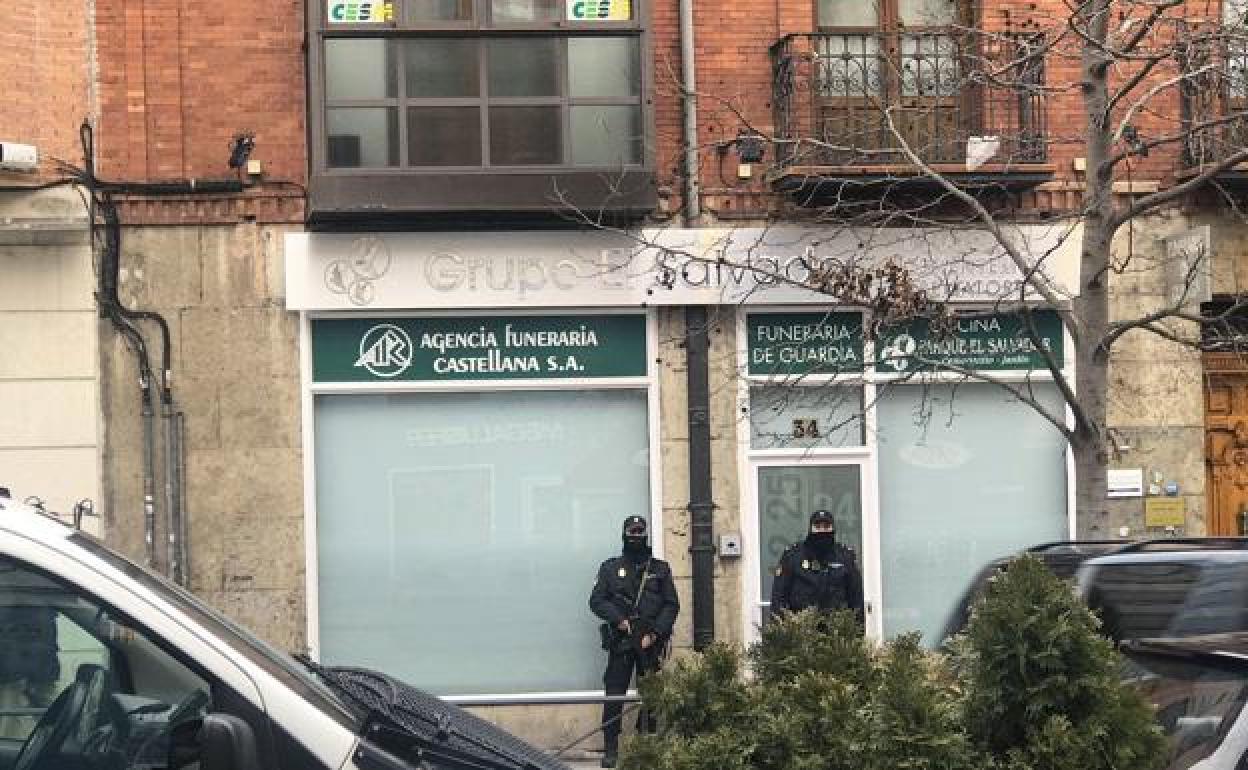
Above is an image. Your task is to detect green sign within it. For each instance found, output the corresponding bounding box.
[748,313,865,376]
[876,310,1064,373]
[567,0,631,20]
[327,0,392,22]
[312,315,646,382]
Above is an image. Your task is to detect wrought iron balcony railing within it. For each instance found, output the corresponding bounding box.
[1180,36,1248,169]
[770,31,1048,171]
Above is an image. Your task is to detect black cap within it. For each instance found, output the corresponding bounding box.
[809,510,836,529]
[622,515,648,536]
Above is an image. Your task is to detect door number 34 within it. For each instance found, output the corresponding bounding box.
[792,419,821,438]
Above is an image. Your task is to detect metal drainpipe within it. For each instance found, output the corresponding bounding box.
[172,410,189,585]
[686,306,715,650]
[162,394,173,577]
[680,0,700,223]
[162,389,184,585]
[140,380,158,569]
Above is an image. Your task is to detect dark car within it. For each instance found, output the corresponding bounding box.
[939,540,1129,642]
[1077,538,1248,643]
[1123,632,1248,770]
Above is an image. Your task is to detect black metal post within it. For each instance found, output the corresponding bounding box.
[686,306,716,651]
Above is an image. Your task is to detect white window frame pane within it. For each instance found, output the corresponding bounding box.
[325,39,396,100]
[749,385,865,449]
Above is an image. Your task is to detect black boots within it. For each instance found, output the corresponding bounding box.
[601,737,619,768]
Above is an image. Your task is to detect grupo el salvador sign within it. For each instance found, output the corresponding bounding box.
[285,226,1080,311]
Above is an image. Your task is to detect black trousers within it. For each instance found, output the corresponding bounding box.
[601,645,660,750]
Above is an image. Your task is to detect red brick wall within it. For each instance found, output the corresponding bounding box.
[94,0,306,188]
[75,0,1203,222]
[650,0,812,215]
[0,0,91,180]
[649,0,1202,218]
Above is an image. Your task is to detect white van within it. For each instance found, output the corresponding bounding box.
[0,493,569,770]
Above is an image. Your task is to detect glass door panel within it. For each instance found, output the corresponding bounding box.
[818,0,879,26]
[757,464,863,618]
[897,0,958,25]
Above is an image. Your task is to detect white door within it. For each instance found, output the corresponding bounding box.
[747,454,880,642]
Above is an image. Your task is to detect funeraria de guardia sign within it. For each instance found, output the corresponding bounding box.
[747,313,864,376]
[747,310,1064,377]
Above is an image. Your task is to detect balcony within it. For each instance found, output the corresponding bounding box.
[769,31,1053,205]
[1180,36,1248,188]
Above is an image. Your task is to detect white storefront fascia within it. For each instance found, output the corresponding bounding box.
[284,224,1082,311]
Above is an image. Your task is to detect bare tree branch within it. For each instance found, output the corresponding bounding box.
[1111,145,1248,229]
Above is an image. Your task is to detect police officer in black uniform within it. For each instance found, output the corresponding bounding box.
[770,510,864,622]
[589,515,679,768]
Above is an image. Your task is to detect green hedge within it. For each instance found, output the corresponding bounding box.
[620,556,1166,770]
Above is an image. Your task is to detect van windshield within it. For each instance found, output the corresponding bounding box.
[65,532,362,728]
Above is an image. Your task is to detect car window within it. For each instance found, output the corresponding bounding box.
[1085,562,1204,640]
[0,606,67,743]
[1125,653,1248,770]
[67,533,358,730]
[0,557,212,770]
[1085,562,1248,641]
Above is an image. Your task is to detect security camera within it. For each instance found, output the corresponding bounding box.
[0,142,38,172]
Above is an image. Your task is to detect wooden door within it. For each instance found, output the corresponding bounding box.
[1205,354,1248,535]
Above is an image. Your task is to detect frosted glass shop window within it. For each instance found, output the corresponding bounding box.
[877,383,1067,646]
[314,389,651,695]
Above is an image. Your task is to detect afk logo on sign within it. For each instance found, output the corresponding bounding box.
[328,0,392,23]
[355,324,413,378]
[567,0,631,20]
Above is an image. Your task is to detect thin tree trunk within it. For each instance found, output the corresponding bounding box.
[1073,0,1114,537]
[1071,376,1110,536]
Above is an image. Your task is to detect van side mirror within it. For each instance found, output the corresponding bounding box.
[199,714,262,770]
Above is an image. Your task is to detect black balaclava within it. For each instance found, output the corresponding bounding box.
[621,515,652,563]
[804,510,838,560]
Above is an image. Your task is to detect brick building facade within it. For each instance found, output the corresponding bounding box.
[3,0,1246,756]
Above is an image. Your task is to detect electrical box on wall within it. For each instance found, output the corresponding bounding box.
[719,533,742,557]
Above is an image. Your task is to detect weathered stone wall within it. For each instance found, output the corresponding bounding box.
[1210,215,1248,299]
[1104,211,1207,536]
[0,188,99,515]
[100,222,306,649]
[655,306,745,651]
